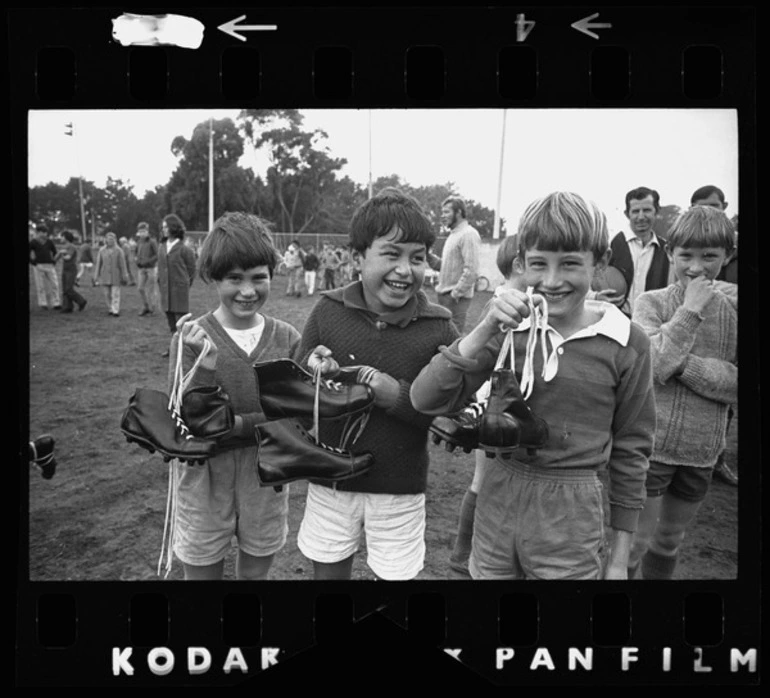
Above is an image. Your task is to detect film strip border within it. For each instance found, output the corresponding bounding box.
[17,581,761,685]
[11,5,760,688]
[9,7,755,106]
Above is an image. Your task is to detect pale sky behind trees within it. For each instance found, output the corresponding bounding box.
[28,108,738,235]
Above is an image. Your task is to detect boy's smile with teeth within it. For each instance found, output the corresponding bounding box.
[358,226,427,314]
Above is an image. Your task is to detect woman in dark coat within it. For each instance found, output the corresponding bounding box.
[157,213,197,357]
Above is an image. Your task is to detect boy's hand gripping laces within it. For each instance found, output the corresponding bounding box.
[496,288,549,400]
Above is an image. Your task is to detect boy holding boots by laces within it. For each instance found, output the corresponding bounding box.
[295,187,459,581]
[627,205,737,580]
[411,192,655,580]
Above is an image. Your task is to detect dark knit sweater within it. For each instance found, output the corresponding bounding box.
[169,311,302,451]
[295,282,459,494]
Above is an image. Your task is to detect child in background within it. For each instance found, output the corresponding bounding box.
[411,192,655,580]
[94,232,129,316]
[302,244,320,295]
[295,187,459,580]
[444,234,527,578]
[628,205,737,579]
[57,230,87,313]
[169,212,301,580]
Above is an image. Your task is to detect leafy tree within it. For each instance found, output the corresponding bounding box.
[166,117,253,230]
[238,110,348,233]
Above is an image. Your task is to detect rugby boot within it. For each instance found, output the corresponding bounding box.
[180,385,235,440]
[120,388,217,465]
[478,369,549,458]
[29,434,57,480]
[254,358,374,421]
[429,403,485,453]
[256,419,375,488]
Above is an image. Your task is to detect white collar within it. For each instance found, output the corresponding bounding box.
[623,228,660,247]
[515,299,630,347]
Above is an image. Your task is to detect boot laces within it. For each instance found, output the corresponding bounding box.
[494,288,549,401]
[158,331,213,580]
[311,363,372,450]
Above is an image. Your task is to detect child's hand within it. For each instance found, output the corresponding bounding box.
[177,314,217,366]
[307,345,339,375]
[368,370,400,409]
[682,276,716,315]
[480,287,535,332]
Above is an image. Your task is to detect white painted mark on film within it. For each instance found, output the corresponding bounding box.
[111,13,205,49]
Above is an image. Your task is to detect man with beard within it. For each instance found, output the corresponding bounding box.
[435,196,481,334]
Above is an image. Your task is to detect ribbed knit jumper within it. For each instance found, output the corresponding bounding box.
[632,281,737,468]
[410,301,655,533]
[295,282,459,494]
[435,220,482,298]
[168,311,302,451]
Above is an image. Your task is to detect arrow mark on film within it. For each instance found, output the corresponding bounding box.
[571,12,612,40]
[218,15,277,41]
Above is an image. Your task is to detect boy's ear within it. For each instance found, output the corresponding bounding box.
[511,255,524,275]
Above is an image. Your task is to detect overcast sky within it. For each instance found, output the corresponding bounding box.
[28,108,738,235]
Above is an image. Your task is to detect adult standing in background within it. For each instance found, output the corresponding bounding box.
[607,186,671,316]
[435,196,481,334]
[29,224,62,310]
[157,213,197,357]
[134,221,159,316]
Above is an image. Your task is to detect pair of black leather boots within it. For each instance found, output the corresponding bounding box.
[120,359,375,488]
[429,368,549,458]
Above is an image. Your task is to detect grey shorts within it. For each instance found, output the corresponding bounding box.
[469,458,606,580]
[172,446,289,566]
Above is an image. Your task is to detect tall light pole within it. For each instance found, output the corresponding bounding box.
[368,109,373,199]
[493,109,507,240]
[64,121,88,243]
[208,117,214,231]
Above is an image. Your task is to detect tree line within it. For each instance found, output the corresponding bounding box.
[29,109,506,242]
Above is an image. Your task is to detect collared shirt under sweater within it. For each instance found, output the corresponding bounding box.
[295,281,459,495]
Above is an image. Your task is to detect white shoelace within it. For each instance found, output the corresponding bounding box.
[495,288,549,401]
[158,337,211,579]
[311,364,373,451]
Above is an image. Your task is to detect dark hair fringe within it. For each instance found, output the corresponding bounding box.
[197,212,281,283]
[349,187,436,253]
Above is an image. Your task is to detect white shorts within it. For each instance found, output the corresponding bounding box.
[297,483,426,580]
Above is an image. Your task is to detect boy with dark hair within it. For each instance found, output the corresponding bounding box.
[412,191,655,580]
[295,187,459,580]
[628,205,737,579]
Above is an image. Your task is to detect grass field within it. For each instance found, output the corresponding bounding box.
[25,266,738,581]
